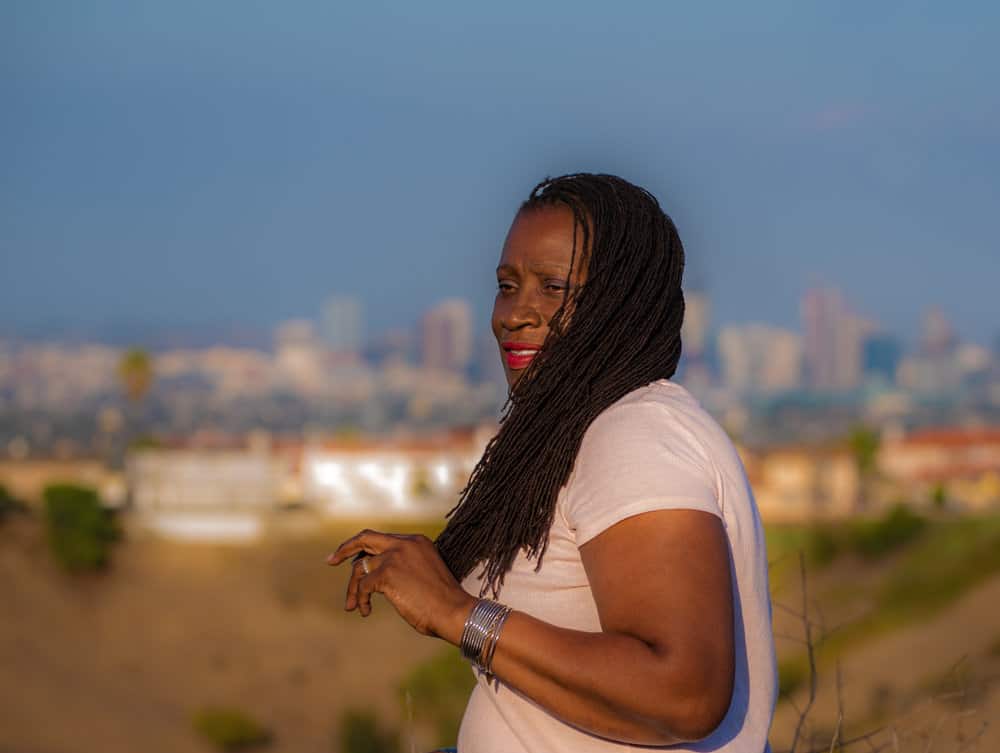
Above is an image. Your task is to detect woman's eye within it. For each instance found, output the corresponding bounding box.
[545,281,568,293]
[497,281,515,293]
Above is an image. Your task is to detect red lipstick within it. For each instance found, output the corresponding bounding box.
[502,341,541,370]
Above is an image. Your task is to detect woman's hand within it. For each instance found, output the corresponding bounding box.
[326,530,476,643]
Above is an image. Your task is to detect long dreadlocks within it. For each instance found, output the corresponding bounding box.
[435,173,686,597]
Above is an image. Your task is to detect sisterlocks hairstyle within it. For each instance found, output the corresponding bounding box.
[436,173,687,597]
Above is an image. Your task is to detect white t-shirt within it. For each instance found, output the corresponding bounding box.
[457,379,776,753]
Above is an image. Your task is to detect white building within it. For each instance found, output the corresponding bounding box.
[274,320,325,394]
[128,447,284,541]
[301,430,488,517]
[718,324,802,394]
[123,425,495,539]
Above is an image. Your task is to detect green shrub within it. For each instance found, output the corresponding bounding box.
[804,525,840,567]
[847,503,926,559]
[399,647,475,746]
[337,708,398,753]
[43,483,120,571]
[930,483,947,510]
[192,707,272,751]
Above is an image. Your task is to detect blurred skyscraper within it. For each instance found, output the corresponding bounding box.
[898,306,961,393]
[861,332,903,386]
[421,299,473,374]
[365,328,413,366]
[320,296,363,356]
[801,288,873,391]
[718,324,802,394]
[472,332,506,386]
[680,289,713,390]
[274,320,324,393]
[920,306,957,358]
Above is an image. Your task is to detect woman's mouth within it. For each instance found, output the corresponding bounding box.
[502,342,541,370]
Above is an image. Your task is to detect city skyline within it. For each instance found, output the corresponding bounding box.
[3,283,995,355]
[3,4,999,344]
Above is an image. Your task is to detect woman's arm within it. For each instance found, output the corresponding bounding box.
[328,508,734,746]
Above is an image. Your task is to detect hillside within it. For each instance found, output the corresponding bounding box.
[0,516,444,753]
[2,512,998,753]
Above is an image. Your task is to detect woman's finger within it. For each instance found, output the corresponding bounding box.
[327,529,393,564]
[355,554,389,617]
[345,553,379,611]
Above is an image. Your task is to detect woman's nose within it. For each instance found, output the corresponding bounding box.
[503,290,544,330]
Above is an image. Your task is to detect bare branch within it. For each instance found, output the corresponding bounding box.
[788,553,818,753]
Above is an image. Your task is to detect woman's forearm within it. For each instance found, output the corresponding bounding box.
[439,605,730,745]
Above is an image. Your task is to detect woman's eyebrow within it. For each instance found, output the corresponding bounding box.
[496,262,570,274]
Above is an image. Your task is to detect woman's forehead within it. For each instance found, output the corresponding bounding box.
[500,205,582,268]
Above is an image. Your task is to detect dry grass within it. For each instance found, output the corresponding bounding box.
[0,516,447,753]
[769,554,1000,753]
[2,513,998,753]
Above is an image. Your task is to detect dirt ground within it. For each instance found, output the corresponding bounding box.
[0,517,445,753]
[2,516,998,753]
[769,564,1000,752]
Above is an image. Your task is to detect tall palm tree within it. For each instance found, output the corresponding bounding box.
[847,424,880,514]
[117,348,155,459]
[118,348,154,403]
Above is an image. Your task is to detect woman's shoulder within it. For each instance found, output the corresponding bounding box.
[582,379,741,480]
[609,378,699,413]
[563,379,726,541]
[589,379,719,445]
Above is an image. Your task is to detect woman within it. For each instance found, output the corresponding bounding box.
[328,173,777,752]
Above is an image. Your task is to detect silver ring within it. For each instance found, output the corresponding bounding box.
[360,557,370,575]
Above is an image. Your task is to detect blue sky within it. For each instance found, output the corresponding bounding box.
[2,1,998,346]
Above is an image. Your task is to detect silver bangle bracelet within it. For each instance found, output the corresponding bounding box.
[460,598,512,676]
[459,599,497,663]
[475,602,508,667]
[482,605,512,676]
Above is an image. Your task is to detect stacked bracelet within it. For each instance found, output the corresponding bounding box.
[459,598,513,679]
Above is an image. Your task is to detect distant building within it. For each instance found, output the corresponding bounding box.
[471,332,507,390]
[801,288,874,391]
[861,332,902,386]
[122,426,495,540]
[128,445,285,541]
[879,427,1000,511]
[365,328,413,366]
[717,324,801,394]
[680,290,713,390]
[0,459,125,509]
[274,320,325,393]
[897,306,962,394]
[301,430,485,517]
[321,296,363,356]
[739,443,858,521]
[955,343,993,388]
[920,306,956,357]
[421,299,473,374]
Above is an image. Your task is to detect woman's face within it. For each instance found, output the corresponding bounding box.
[492,205,587,387]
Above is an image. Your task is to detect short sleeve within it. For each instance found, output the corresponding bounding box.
[563,400,722,547]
